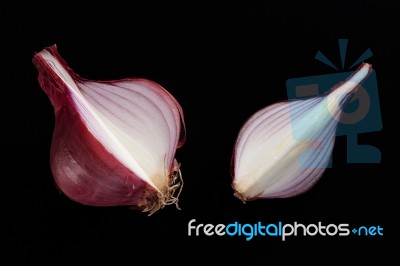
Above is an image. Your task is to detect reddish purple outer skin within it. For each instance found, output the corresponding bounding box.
[32,45,183,208]
[50,97,152,206]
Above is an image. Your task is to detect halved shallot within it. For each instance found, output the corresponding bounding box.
[33,45,186,214]
[232,63,372,201]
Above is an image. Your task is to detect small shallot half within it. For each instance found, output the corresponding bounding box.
[33,45,186,215]
[232,63,372,201]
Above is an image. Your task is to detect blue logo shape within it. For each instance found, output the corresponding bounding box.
[286,39,382,165]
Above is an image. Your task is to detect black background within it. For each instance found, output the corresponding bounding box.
[2,1,396,264]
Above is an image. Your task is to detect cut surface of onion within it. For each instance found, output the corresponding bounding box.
[232,63,372,201]
[33,45,185,214]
